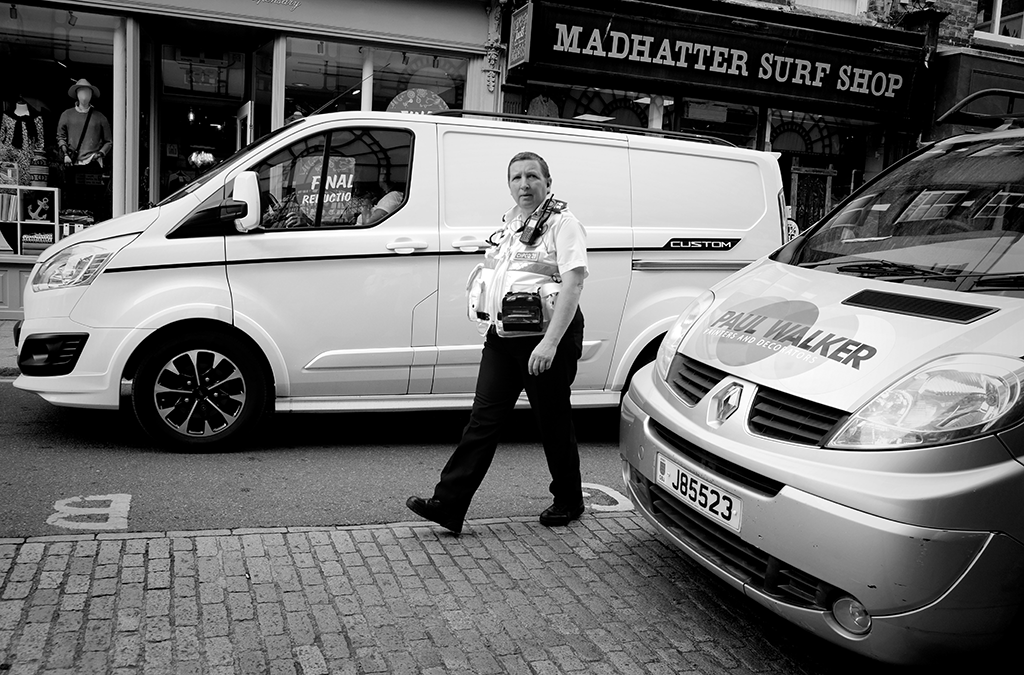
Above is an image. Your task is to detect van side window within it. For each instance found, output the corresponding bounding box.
[249,128,412,230]
[323,129,412,228]
[252,134,329,229]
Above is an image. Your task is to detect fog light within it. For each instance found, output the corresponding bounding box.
[832,596,871,635]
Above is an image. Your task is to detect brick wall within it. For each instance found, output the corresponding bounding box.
[936,0,978,46]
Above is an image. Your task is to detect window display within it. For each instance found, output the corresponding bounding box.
[0,5,116,253]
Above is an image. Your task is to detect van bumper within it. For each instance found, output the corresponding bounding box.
[620,384,1024,664]
[13,318,146,409]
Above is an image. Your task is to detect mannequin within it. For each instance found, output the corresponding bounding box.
[56,79,112,167]
[56,79,112,221]
[0,97,46,186]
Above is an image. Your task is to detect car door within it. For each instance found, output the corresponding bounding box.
[226,121,439,398]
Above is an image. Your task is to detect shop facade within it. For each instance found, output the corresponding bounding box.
[0,0,498,319]
[931,0,1024,140]
[498,0,931,234]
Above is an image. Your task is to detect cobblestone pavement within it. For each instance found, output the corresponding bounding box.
[0,513,821,675]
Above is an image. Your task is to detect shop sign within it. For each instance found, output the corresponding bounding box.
[508,3,533,70]
[526,4,922,116]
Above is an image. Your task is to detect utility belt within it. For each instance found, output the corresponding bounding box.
[467,264,560,337]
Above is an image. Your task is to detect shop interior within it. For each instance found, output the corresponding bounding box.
[138,18,275,206]
[0,5,116,253]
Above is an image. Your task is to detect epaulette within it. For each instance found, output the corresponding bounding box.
[550,199,567,213]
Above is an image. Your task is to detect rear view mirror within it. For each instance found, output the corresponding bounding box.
[233,171,261,232]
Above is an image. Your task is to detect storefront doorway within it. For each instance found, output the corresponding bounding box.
[139,18,273,204]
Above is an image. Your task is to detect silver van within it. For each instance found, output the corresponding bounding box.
[620,90,1024,663]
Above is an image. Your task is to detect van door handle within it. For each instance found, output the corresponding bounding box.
[386,238,429,254]
[451,238,491,253]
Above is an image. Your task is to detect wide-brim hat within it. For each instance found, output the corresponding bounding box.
[68,78,100,99]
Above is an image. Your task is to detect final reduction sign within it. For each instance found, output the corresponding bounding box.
[293,156,356,222]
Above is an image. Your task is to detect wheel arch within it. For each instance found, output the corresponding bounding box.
[121,318,276,408]
[620,332,664,394]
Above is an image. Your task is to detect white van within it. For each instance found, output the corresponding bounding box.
[14,111,787,448]
[620,90,1024,663]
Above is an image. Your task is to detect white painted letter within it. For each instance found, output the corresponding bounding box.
[652,39,675,66]
[812,62,831,87]
[47,494,132,531]
[554,24,582,54]
[630,34,654,63]
[710,46,729,73]
[609,31,630,59]
[728,50,748,76]
[583,29,606,57]
[837,64,851,91]
[886,73,903,98]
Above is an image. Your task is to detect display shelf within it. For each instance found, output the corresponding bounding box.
[0,185,76,258]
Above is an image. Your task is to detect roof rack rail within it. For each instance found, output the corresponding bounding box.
[935,88,1024,128]
[431,109,735,147]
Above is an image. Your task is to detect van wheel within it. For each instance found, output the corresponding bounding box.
[132,332,266,450]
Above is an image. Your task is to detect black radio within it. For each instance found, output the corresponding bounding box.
[518,195,567,246]
[499,292,544,332]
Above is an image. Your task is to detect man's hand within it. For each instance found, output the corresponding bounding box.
[529,339,558,376]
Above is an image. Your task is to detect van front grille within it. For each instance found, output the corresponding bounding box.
[650,421,783,497]
[748,388,847,446]
[646,482,835,609]
[668,355,727,406]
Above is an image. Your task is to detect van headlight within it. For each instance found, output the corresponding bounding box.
[655,290,715,380]
[31,235,136,292]
[828,355,1024,449]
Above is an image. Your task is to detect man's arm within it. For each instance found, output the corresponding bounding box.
[528,266,584,376]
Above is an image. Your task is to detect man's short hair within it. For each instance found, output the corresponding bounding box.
[507,152,550,182]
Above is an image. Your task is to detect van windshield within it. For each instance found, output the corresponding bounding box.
[156,118,307,207]
[784,136,1024,298]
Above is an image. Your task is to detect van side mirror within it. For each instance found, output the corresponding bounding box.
[167,198,251,239]
[233,171,261,232]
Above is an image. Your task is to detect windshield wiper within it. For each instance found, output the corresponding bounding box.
[833,260,954,279]
[968,273,1024,290]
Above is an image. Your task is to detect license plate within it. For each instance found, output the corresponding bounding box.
[655,454,743,532]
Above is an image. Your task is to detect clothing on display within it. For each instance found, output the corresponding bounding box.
[56,78,113,222]
[0,100,46,187]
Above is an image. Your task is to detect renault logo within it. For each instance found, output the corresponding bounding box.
[710,382,743,427]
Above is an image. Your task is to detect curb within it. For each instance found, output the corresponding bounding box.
[0,367,18,377]
[0,512,634,546]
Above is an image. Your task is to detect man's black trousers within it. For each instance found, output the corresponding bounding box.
[432,309,585,522]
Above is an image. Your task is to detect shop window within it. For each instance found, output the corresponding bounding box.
[977,0,1024,42]
[284,39,364,120]
[0,6,117,226]
[252,128,412,230]
[793,0,867,15]
[283,40,467,119]
[371,50,468,113]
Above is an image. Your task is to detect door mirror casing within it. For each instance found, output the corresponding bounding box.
[167,198,250,239]
[233,171,261,232]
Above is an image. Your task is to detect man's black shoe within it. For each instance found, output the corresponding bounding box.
[539,502,585,527]
[406,496,463,535]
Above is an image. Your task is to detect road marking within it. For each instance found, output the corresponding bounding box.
[582,482,634,512]
[46,494,132,530]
